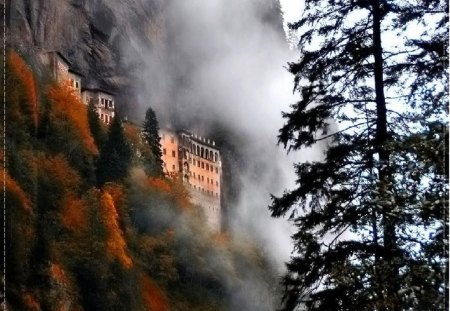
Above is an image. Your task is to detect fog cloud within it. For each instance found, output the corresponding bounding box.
[125,0,324,272]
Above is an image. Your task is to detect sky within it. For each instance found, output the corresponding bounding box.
[279,0,303,39]
[280,0,302,24]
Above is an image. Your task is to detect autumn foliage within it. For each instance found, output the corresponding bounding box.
[46,83,98,155]
[4,169,32,211]
[50,263,69,285]
[141,274,169,311]
[5,49,275,311]
[23,293,41,311]
[60,194,87,232]
[7,51,38,127]
[100,191,133,268]
[145,176,192,210]
[39,154,81,193]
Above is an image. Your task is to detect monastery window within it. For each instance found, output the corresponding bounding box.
[101,113,104,121]
[206,163,209,170]
[201,162,204,169]
[216,181,219,186]
[202,176,204,181]
[194,185,197,190]
[184,150,188,159]
[210,151,213,159]
[211,166,214,172]
[215,167,219,174]
[76,81,79,88]
[205,149,209,159]
[163,148,166,155]
[193,172,196,178]
[193,159,196,165]
[108,100,113,108]
[197,161,200,168]
[215,152,218,162]
[207,177,209,183]
[172,164,176,170]
[171,136,175,143]
[201,147,204,158]
[172,150,176,157]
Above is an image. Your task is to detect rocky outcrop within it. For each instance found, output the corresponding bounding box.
[7,0,167,113]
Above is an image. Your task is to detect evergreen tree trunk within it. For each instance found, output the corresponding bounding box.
[371,1,400,308]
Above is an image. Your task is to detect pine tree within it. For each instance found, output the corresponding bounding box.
[142,107,164,177]
[270,1,448,310]
[87,101,106,149]
[97,115,132,186]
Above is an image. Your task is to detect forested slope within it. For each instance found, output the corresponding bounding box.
[3,51,279,311]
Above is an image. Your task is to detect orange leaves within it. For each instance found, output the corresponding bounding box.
[103,183,125,211]
[60,194,87,232]
[140,274,169,311]
[50,263,69,285]
[146,177,192,210]
[147,177,172,194]
[8,51,38,127]
[23,292,41,311]
[39,154,81,192]
[4,169,32,211]
[46,83,98,155]
[169,180,192,211]
[99,191,133,268]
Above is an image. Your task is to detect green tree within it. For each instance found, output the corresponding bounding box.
[270,1,448,310]
[87,101,106,149]
[97,115,132,186]
[142,107,164,177]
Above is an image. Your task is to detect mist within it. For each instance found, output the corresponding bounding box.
[122,0,327,269]
[117,0,330,309]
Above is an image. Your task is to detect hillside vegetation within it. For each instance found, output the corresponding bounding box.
[3,51,279,311]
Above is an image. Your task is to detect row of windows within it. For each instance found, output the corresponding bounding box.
[162,162,177,171]
[161,134,175,144]
[162,148,177,158]
[192,185,219,197]
[191,173,219,186]
[192,159,219,174]
[191,145,218,162]
[161,134,219,162]
[100,97,114,109]
[207,206,219,212]
[180,135,219,162]
[70,79,80,89]
[101,113,113,124]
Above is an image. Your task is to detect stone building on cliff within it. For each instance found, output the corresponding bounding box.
[81,87,115,125]
[41,51,83,98]
[160,128,222,232]
[42,51,115,125]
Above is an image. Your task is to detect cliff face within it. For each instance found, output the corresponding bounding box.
[8,0,167,112]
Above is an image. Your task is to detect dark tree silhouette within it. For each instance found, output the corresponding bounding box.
[270,1,448,310]
[87,101,106,149]
[142,107,164,177]
[97,115,132,186]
